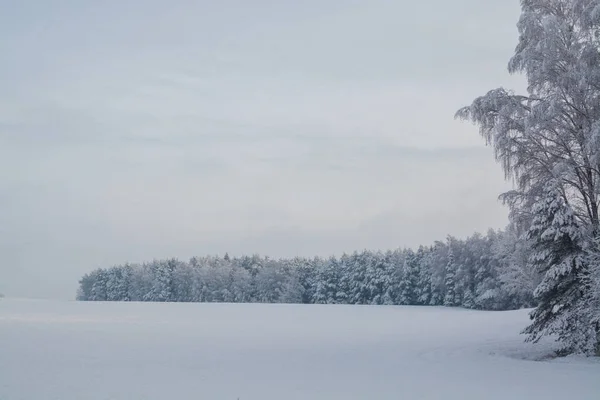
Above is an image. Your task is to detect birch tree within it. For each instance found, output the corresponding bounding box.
[457,0,600,355]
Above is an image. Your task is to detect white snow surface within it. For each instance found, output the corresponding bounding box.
[1,299,599,400]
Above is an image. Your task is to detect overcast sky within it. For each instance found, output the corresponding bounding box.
[0,0,525,299]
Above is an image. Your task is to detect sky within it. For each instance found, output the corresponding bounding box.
[0,0,526,299]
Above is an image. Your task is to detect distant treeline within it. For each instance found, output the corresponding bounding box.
[77,227,537,311]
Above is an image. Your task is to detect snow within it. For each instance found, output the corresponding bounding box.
[0,299,598,400]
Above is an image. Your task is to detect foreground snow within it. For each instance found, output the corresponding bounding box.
[0,299,598,400]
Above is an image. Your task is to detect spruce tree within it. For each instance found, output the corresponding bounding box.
[522,181,597,354]
[444,250,457,307]
[400,250,419,305]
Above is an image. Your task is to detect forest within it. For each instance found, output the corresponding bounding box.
[78,226,535,310]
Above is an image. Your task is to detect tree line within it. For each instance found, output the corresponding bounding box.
[77,227,535,310]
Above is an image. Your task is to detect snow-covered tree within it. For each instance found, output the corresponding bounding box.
[415,247,432,305]
[380,251,401,305]
[523,181,597,354]
[366,251,395,305]
[255,260,290,303]
[279,266,304,304]
[457,0,600,355]
[588,242,600,355]
[144,259,176,302]
[76,228,551,318]
[444,249,457,307]
[90,269,108,301]
[313,257,340,304]
[348,252,371,305]
[400,249,419,305]
[106,266,132,301]
[335,254,351,304]
[495,226,538,309]
[296,257,317,304]
[77,272,94,301]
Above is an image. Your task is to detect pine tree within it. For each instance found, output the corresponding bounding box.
[522,181,597,354]
[346,252,367,304]
[462,289,475,309]
[400,250,419,305]
[381,251,399,305]
[90,269,108,301]
[444,250,457,307]
[77,272,95,301]
[364,252,384,305]
[144,259,175,302]
[415,247,431,305]
[336,255,351,304]
[296,257,316,304]
[312,257,339,304]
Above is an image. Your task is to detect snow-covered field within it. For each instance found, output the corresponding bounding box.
[1,299,598,400]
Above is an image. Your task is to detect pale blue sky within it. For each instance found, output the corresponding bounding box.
[0,0,524,299]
